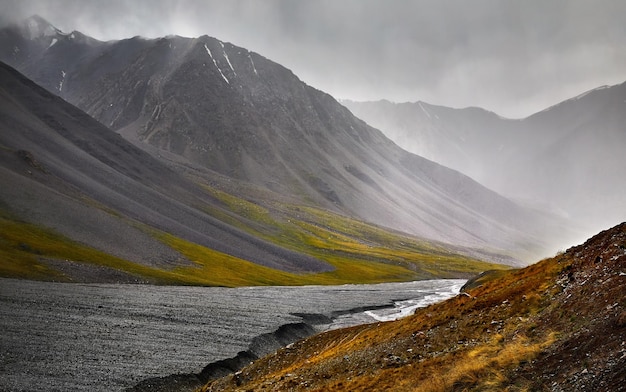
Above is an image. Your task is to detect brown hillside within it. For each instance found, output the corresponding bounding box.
[200,223,626,391]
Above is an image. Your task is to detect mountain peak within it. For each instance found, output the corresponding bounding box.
[20,15,62,40]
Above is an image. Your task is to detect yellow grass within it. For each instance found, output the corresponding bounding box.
[0,182,506,286]
[415,333,556,392]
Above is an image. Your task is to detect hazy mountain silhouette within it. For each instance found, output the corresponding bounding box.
[0,16,577,262]
[343,84,626,237]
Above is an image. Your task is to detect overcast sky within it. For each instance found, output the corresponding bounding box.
[2,0,625,118]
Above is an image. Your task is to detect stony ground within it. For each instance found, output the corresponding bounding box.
[0,279,462,392]
[509,222,626,391]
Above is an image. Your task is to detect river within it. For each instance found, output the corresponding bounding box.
[0,278,464,391]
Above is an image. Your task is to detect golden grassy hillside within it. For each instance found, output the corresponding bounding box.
[199,223,626,391]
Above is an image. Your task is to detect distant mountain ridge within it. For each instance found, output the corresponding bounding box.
[4,58,520,285]
[342,82,626,236]
[0,16,577,262]
[340,99,513,183]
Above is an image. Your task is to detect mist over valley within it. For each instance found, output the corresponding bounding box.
[0,5,624,391]
[342,86,626,242]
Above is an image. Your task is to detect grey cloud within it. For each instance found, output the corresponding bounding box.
[1,0,625,118]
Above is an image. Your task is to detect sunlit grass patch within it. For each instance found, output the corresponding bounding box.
[415,332,556,392]
[200,187,507,280]
[151,231,308,286]
[1,181,508,286]
[0,213,182,283]
[0,211,452,286]
[154,231,422,286]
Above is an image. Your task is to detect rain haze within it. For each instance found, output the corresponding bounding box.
[1,0,625,118]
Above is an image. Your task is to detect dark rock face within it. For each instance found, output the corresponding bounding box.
[0,16,576,261]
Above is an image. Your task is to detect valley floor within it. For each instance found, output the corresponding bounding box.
[0,278,462,392]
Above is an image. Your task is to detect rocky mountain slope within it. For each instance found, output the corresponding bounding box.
[2,60,515,285]
[0,16,576,262]
[343,85,626,235]
[340,100,513,185]
[199,222,626,391]
[0,61,329,275]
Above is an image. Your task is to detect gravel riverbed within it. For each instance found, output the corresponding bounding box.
[0,278,464,391]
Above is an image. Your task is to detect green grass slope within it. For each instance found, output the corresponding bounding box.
[0,184,505,286]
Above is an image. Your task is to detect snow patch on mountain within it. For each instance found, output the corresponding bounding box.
[219,42,237,76]
[363,280,465,322]
[58,70,66,92]
[204,43,229,84]
[248,53,259,75]
[418,102,431,119]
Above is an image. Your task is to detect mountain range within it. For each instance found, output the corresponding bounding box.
[342,83,626,235]
[0,16,587,283]
[1,15,623,392]
[0,60,331,273]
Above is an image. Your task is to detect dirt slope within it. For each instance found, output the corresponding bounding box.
[200,223,626,391]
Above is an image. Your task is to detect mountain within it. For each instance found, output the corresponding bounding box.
[510,84,626,228]
[339,100,515,185]
[3,59,522,284]
[0,16,577,263]
[197,222,626,391]
[342,84,626,236]
[0,60,332,277]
